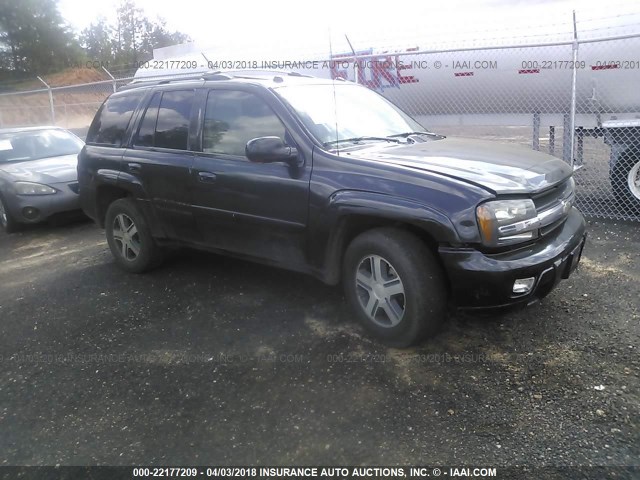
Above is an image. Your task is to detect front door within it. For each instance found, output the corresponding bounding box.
[191,88,311,267]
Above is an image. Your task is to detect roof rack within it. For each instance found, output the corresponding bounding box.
[220,69,314,79]
[119,69,315,91]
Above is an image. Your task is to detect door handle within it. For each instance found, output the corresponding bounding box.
[127,163,142,173]
[198,171,217,183]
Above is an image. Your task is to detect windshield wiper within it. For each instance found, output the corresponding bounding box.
[324,136,403,147]
[389,131,444,139]
[0,157,31,163]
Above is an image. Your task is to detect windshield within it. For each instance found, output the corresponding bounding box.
[0,129,83,163]
[274,83,430,148]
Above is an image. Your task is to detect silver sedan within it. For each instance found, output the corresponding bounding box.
[0,127,84,233]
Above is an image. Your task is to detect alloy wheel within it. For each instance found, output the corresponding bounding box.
[112,213,141,261]
[355,254,406,327]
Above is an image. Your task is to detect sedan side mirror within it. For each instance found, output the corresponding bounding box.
[246,136,299,165]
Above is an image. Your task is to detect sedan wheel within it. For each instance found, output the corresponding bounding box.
[0,195,19,233]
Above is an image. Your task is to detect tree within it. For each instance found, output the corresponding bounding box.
[115,0,145,63]
[141,18,191,54]
[0,0,81,75]
[0,0,191,78]
[81,17,115,61]
[79,0,191,67]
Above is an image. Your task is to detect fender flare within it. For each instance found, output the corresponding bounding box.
[93,170,162,235]
[318,190,460,284]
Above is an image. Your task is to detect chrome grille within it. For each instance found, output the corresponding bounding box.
[534,178,575,236]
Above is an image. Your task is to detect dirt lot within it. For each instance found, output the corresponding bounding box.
[0,218,638,476]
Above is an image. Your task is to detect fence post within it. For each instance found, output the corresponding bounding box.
[563,113,571,161]
[37,76,55,125]
[569,10,579,168]
[102,66,117,93]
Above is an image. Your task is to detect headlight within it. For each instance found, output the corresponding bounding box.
[14,181,57,195]
[477,199,539,247]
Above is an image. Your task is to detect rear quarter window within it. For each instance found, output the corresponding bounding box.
[86,92,144,146]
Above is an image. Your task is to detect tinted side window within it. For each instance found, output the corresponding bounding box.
[134,93,161,147]
[154,90,194,150]
[203,90,286,157]
[86,93,143,146]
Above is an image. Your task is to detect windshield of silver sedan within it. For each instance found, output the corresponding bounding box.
[274,83,441,149]
[0,129,83,163]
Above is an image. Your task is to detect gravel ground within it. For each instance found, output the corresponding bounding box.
[0,217,638,477]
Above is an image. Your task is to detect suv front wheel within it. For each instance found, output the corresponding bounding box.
[105,198,163,273]
[343,228,447,347]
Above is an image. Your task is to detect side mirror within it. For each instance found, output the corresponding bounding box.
[246,136,299,165]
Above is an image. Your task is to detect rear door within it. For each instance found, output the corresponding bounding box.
[191,87,311,267]
[79,91,144,220]
[123,89,198,241]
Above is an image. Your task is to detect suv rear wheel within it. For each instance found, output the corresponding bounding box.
[343,228,447,347]
[105,198,163,273]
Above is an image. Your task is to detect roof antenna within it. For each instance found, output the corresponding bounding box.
[328,29,340,155]
[344,34,359,83]
[201,52,212,71]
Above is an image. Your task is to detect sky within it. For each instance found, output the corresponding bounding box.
[56,0,640,58]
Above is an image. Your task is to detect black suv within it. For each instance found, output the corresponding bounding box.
[78,71,587,347]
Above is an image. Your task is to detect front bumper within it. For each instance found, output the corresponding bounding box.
[5,181,81,224]
[439,207,587,309]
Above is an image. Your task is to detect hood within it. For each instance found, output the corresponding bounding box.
[346,137,573,194]
[0,154,79,184]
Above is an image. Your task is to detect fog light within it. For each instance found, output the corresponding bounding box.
[513,277,535,294]
[22,207,40,220]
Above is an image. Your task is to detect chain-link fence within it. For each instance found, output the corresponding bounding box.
[0,69,204,134]
[1,25,639,221]
[321,28,640,222]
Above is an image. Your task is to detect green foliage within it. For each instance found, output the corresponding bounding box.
[81,0,191,66]
[81,16,115,62]
[0,0,191,78]
[0,0,82,76]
